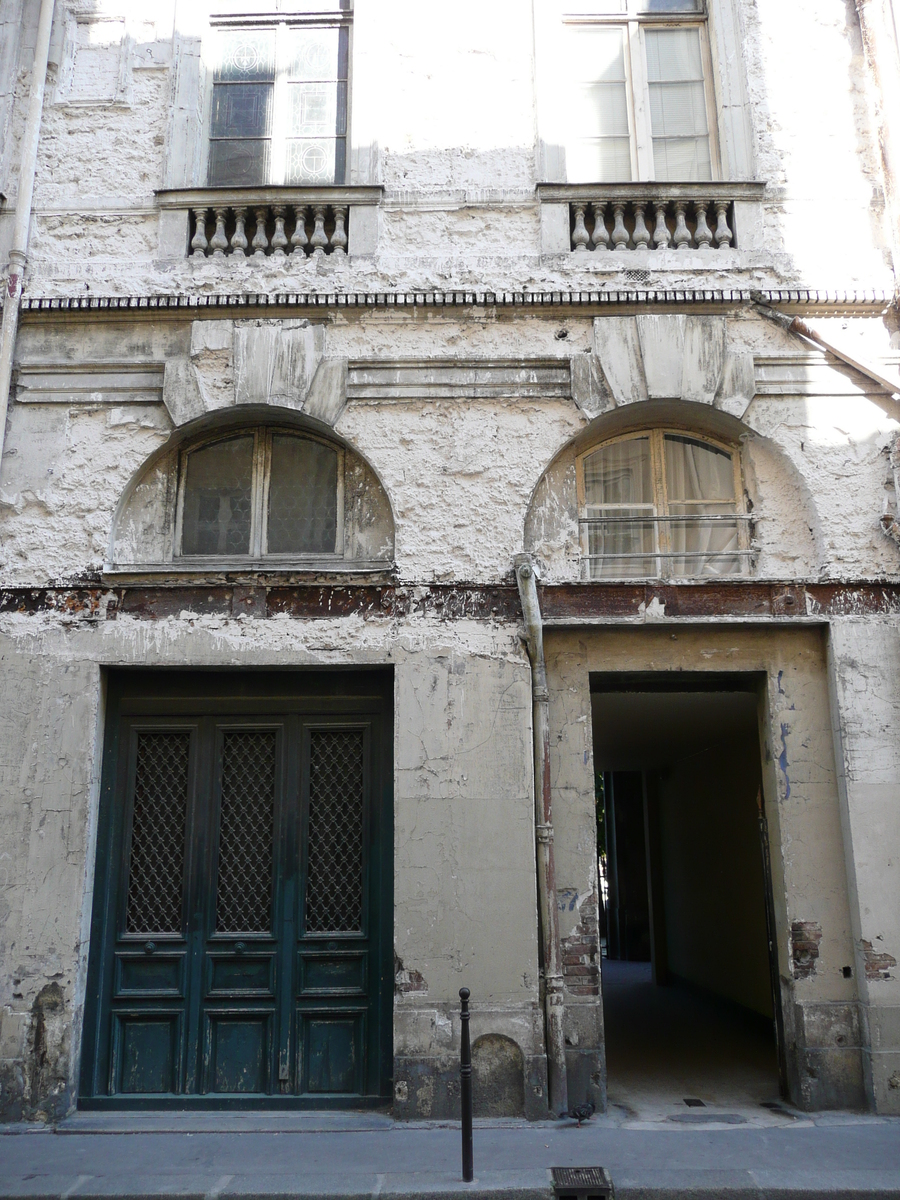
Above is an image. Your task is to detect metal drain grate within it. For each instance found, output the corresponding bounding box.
[552,1166,613,1200]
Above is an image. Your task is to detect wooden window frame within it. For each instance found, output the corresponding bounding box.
[562,0,722,182]
[576,428,750,579]
[174,427,345,565]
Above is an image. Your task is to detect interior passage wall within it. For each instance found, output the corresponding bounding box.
[658,735,772,1017]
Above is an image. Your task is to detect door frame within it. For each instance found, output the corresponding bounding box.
[589,669,788,1100]
[78,667,394,1110]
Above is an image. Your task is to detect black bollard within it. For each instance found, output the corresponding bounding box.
[459,987,473,1182]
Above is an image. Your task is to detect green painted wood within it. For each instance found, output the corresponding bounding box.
[80,670,393,1109]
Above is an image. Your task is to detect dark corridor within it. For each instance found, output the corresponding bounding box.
[592,677,783,1113]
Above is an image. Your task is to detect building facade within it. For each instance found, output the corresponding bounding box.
[1,0,899,1122]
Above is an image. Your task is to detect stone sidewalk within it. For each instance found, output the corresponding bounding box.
[1,1109,899,1200]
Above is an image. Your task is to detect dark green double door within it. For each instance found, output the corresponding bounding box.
[81,671,392,1108]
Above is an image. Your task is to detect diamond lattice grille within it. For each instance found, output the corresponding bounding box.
[216,730,276,933]
[305,730,365,933]
[125,732,190,935]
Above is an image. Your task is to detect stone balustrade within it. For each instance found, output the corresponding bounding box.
[155,187,383,260]
[190,203,348,258]
[537,183,766,255]
[572,196,734,252]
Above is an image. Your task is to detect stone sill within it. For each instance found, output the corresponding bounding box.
[155,185,384,209]
[104,561,395,584]
[536,181,767,204]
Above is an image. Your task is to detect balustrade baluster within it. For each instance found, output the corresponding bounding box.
[572,204,591,252]
[291,205,309,255]
[632,203,650,249]
[231,208,248,256]
[209,208,229,256]
[565,193,737,253]
[651,202,670,249]
[190,208,209,256]
[694,202,713,249]
[611,202,629,251]
[271,205,288,256]
[673,201,691,250]
[310,205,329,255]
[331,205,348,256]
[252,207,269,256]
[591,202,610,251]
[713,200,733,248]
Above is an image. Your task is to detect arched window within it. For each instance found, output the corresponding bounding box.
[176,428,341,560]
[577,430,751,579]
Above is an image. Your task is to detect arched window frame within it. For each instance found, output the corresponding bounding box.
[173,426,345,563]
[575,428,752,580]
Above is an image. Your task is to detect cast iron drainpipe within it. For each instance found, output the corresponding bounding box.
[750,294,900,399]
[0,0,56,466]
[513,553,569,1117]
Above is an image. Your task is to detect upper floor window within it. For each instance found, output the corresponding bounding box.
[563,0,718,182]
[578,430,750,578]
[208,15,350,187]
[177,429,341,559]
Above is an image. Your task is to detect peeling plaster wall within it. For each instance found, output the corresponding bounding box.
[544,625,867,1112]
[0,0,892,295]
[1,0,900,1126]
[0,612,542,1120]
[827,620,900,1113]
[4,313,900,588]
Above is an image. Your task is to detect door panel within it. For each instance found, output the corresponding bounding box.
[81,671,392,1109]
[301,1011,365,1094]
[113,1014,182,1095]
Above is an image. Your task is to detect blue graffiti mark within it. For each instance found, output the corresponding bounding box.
[779,722,791,800]
[557,888,579,913]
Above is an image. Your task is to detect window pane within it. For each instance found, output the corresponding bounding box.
[210,83,273,139]
[215,29,276,83]
[287,26,342,81]
[639,0,702,11]
[645,27,710,180]
[648,81,708,138]
[652,135,710,179]
[285,137,339,183]
[565,26,632,182]
[267,436,338,554]
[567,139,632,182]
[208,139,271,187]
[664,435,734,503]
[667,516,741,576]
[182,438,253,556]
[288,81,347,137]
[588,514,656,579]
[570,82,630,138]
[645,26,704,81]
[584,438,653,507]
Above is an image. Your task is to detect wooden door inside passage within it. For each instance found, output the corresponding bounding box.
[80,670,393,1109]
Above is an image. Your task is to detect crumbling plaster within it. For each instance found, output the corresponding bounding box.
[4,312,899,588]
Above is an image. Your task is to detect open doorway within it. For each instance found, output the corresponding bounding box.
[591,674,784,1119]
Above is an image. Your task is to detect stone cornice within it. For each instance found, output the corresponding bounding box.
[6,288,893,318]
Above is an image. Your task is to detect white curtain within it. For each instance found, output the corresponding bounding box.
[664,437,739,576]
